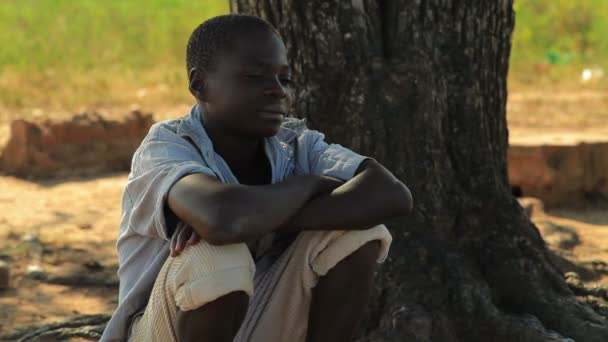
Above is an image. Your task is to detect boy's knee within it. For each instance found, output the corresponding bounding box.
[352,240,381,259]
[168,241,255,311]
[307,225,392,276]
[288,225,391,289]
[342,240,381,271]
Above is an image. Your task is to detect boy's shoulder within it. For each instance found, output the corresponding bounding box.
[138,114,199,150]
[145,116,185,141]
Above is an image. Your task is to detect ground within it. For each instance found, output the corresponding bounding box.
[508,89,608,143]
[1,89,608,336]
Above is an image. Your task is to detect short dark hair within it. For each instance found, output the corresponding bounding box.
[186,14,279,77]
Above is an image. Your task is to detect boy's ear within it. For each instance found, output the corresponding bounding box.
[188,67,208,101]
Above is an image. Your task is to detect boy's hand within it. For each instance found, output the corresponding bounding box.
[170,224,201,257]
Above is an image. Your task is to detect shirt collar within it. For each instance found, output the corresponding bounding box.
[176,104,215,160]
[176,104,302,166]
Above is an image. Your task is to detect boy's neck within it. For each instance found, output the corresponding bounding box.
[201,116,264,168]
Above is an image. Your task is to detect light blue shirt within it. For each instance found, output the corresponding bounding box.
[101,105,368,341]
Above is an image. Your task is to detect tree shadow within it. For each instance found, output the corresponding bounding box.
[547,202,608,226]
[546,248,608,282]
[27,171,127,188]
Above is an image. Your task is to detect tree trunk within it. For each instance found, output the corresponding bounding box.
[231,1,608,341]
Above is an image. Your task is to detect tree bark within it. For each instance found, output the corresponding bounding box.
[232,0,608,341]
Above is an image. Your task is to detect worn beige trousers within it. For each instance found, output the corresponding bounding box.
[129,225,392,342]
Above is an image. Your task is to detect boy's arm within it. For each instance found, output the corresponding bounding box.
[167,173,341,245]
[279,159,413,232]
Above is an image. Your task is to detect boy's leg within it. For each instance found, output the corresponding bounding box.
[129,240,255,342]
[306,240,380,342]
[238,224,392,342]
[176,291,249,342]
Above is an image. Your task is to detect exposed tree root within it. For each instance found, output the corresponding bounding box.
[447,244,578,342]
[43,273,119,287]
[566,272,608,301]
[1,314,110,341]
[475,206,608,342]
[565,272,608,319]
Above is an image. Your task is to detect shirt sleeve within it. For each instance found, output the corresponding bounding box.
[295,128,369,181]
[124,131,217,241]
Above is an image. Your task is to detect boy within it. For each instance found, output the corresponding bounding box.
[102,14,412,342]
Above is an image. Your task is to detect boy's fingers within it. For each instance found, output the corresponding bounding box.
[170,229,179,257]
[170,226,186,257]
[170,227,199,257]
[175,228,188,255]
[187,231,201,245]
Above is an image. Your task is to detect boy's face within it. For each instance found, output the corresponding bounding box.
[195,28,293,138]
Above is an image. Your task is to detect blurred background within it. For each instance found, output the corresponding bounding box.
[0,0,606,123]
[0,0,607,337]
[0,0,229,125]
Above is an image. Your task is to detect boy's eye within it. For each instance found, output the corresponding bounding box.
[242,73,292,86]
[245,74,263,79]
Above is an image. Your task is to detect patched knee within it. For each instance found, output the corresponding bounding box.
[169,241,255,311]
[175,240,255,275]
[307,227,391,282]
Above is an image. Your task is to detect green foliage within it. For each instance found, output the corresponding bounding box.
[512,0,608,66]
[0,0,606,112]
[0,0,229,72]
[0,0,229,113]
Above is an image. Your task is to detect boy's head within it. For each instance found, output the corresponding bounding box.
[186,14,292,138]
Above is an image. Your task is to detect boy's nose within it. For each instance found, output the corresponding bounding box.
[264,77,288,98]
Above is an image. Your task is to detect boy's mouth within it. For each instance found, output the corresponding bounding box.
[257,109,285,121]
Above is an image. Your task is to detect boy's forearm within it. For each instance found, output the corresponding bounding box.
[279,160,413,232]
[210,175,340,243]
